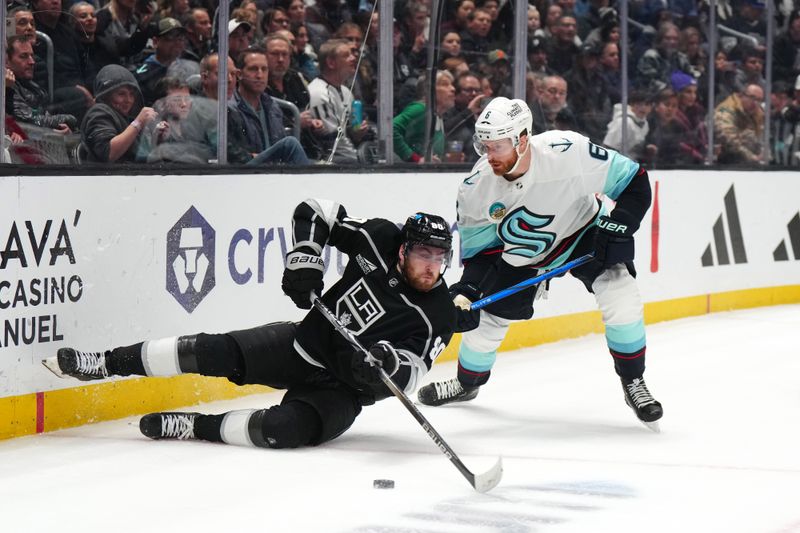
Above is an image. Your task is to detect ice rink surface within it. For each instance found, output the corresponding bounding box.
[2,304,799,533]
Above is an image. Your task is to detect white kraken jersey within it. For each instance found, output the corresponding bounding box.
[457,129,640,269]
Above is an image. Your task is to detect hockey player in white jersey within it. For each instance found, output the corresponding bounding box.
[417,97,663,428]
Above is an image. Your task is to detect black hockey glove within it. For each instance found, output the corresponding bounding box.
[449,281,482,333]
[594,214,637,268]
[281,247,324,309]
[351,341,400,387]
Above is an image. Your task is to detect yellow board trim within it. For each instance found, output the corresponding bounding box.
[2,285,798,440]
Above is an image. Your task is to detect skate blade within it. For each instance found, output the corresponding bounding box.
[41,357,68,379]
[640,419,661,433]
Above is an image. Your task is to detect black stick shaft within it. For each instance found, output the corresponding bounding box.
[310,294,483,489]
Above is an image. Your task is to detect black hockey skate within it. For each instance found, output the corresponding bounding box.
[42,348,109,381]
[418,378,479,406]
[140,412,199,440]
[622,377,663,432]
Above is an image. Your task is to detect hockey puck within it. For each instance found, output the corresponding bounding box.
[373,479,395,489]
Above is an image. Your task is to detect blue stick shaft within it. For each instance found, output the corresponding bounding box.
[470,254,595,311]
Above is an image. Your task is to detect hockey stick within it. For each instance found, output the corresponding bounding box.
[310,293,503,493]
[469,253,595,311]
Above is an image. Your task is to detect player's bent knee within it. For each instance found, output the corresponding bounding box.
[282,387,362,445]
[250,403,322,448]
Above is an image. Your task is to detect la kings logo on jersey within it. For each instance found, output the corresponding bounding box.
[355,254,377,275]
[336,279,386,335]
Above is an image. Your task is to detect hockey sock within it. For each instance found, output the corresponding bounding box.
[106,343,146,376]
[194,414,225,443]
[457,362,490,388]
[217,404,321,449]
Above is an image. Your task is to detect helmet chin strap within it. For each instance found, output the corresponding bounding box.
[504,140,530,177]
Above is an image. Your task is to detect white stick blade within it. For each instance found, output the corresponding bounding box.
[472,457,503,493]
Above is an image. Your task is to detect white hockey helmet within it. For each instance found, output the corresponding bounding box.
[473,97,533,155]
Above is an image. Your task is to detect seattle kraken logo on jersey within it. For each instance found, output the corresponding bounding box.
[336,279,386,335]
[499,207,555,258]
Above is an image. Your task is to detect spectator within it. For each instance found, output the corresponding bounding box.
[6,36,77,134]
[182,8,212,62]
[599,41,621,104]
[680,26,707,79]
[636,21,697,93]
[393,71,456,163]
[440,31,463,59]
[286,0,328,51]
[546,14,581,75]
[290,21,320,81]
[135,17,191,106]
[81,64,158,163]
[7,7,37,42]
[442,0,475,36]
[526,71,545,108]
[261,8,291,37]
[145,77,215,163]
[459,7,492,68]
[727,0,767,45]
[734,48,766,90]
[542,3,563,40]
[308,39,369,164]
[158,0,190,21]
[713,49,739,105]
[779,76,800,165]
[441,56,470,77]
[530,74,577,132]
[305,0,354,39]
[227,47,310,166]
[528,4,544,38]
[228,19,254,62]
[443,70,485,164]
[603,89,653,162]
[773,9,800,86]
[264,33,324,159]
[231,7,260,41]
[769,80,795,165]
[482,49,511,98]
[395,1,429,71]
[30,0,94,120]
[69,2,103,95]
[714,83,765,164]
[672,70,707,162]
[527,36,551,74]
[644,89,689,166]
[581,4,617,44]
[566,42,613,143]
[481,0,511,47]
[333,22,368,102]
[95,0,156,71]
[199,52,236,101]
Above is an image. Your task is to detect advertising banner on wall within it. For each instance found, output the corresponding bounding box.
[1,171,798,398]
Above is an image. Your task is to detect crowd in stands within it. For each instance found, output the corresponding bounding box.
[3,0,800,167]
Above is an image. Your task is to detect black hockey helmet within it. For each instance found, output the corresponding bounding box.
[401,213,453,272]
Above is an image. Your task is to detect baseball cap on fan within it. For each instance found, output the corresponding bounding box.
[487,50,509,64]
[157,17,186,36]
[228,19,252,35]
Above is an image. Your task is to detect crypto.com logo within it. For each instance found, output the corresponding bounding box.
[166,206,215,313]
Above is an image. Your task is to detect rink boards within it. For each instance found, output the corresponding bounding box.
[1,170,799,439]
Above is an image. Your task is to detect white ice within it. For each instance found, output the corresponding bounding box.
[2,304,799,533]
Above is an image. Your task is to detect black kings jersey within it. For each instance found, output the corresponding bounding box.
[291,199,456,396]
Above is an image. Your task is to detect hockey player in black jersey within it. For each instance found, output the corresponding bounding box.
[44,199,456,449]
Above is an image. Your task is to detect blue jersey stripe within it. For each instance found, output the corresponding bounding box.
[603,154,640,200]
[460,224,502,259]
